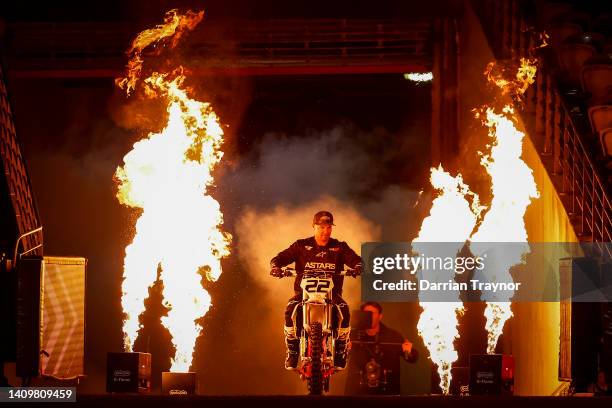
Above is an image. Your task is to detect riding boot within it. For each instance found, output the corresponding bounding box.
[334,327,350,370]
[284,326,300,370]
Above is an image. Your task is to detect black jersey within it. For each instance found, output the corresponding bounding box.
[270,237,362,295]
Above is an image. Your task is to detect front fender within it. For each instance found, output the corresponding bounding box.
[305,303,327,328]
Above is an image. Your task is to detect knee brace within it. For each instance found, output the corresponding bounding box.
[337,327,351,342]
[284,325,298,340]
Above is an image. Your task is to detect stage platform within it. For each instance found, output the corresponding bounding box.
[65,395,612,408]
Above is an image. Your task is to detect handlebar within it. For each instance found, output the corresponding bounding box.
[280,267,357,278]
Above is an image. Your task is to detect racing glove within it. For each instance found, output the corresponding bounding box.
[270,267,284,278]
[346,264,362,278]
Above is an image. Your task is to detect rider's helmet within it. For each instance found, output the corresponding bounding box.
[313,211,335,226]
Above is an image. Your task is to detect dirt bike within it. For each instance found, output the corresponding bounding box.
[279,267,356,395]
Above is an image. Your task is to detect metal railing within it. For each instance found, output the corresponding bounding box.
[473,0,612,255]
[13,226,44,266]
[6,19,432,76]
[0,62,43,256]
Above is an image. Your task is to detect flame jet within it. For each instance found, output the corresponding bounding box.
[413,167,481,394]
[115,10,231,372]
[413,58,539,390]
[470,59,539,354]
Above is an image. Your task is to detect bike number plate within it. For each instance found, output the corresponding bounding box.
[301,278,334,294]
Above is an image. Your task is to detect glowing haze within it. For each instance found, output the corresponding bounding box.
[115,9,231,372]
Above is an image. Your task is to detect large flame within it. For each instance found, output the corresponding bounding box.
[116,10,231,372]
[471,58,539,354]
[413,166,480,394]
[413,57,539,391]
[470,106,539,354]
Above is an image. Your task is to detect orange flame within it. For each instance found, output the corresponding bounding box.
[484,58,537,101]
[115,9,204,95]
[116,10,230,372]
[538,32,549,50]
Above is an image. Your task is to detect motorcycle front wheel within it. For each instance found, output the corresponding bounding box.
[307,322,323,395]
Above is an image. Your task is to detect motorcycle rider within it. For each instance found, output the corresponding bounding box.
[270,211,362,370]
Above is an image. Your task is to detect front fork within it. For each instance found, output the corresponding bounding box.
[294,300,344,377]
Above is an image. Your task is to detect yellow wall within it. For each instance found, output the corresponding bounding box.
[458,0,578,395]
[510,136,578,395]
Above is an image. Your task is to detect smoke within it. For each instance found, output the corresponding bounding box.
[233,199,379,394]
[222,123,425,223]
[193,122,426,394]
[237,199,380,293]
[226,125,381,207]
